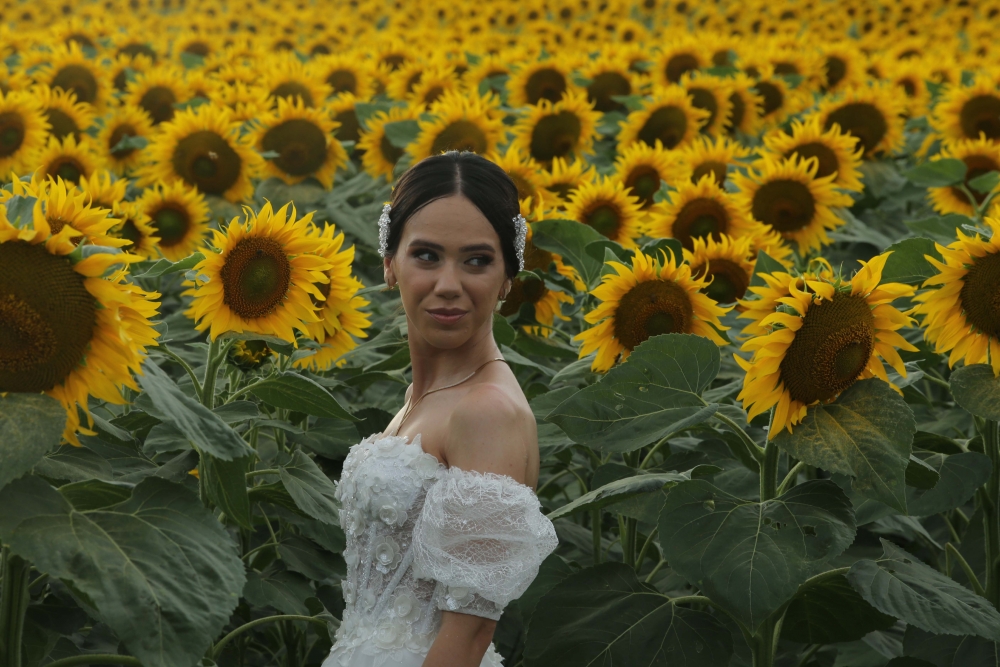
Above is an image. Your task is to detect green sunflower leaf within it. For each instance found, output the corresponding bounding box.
[249,371,357,421]
[277,449,340,525]
[530,218,607,289]
[773,378,915,513]
[782,574,896,644]
[903,627,1000,666]
[131,252,205,279]
[904,213,973,244]
[949,364,1000,421]
[0,393,66,492]
[659,479,857,632]
[749,249,787,287]
[202,454,252,530]
[880,237,944,285]
[968,170,1000,194]
[905,159,967,187]
[382,119,421,148]
[907,451,991,517]
[547,470,693,520]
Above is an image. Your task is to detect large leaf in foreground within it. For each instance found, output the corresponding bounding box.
[0,475,245,667]
[904,627,1000,667]
[848,539,1000,642]
[250,372,356,421]
[547,471,692,520]
[907,452,991,517]
[949,364,1000,421]
[659,479,856,631]
[278,450,341,524]
[773,378,914,513]
[782,574,896,644]
[0,393,66,491]
[546,334,720,452]
[523,562,733,667]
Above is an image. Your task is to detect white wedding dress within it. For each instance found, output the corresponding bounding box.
[322,433,559,667]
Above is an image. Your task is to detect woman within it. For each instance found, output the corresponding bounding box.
[324,151,559,667]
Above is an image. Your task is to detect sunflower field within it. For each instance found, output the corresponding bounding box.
[3,0,1000,666]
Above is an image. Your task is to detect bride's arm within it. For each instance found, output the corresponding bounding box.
[421,611,497,667]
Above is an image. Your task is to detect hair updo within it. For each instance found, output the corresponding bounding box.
[382,151,522,279]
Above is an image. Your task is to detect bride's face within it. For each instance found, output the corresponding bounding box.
[385,194,509,350]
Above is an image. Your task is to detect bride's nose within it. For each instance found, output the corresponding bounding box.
[432,260,463,298]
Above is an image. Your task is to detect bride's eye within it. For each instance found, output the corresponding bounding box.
[412,249,438,262]
[467,255,493,267]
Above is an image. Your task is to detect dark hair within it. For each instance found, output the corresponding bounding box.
[384,151,521,279]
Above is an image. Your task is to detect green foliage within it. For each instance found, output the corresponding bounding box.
[248,372,357,421]
[950,364,1000,421]
[0,394,66,491]
[530,218,607,288]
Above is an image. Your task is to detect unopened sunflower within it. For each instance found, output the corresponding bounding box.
[927,137,1000,217]
[762,115,864,192]
[0,209,160,445]
[0,90,49,178]
[136,180,211,261]
[185,201,332,344]
[732,155,853,253]
[816,84,906,158]
[576,250,731,372]
[618,85,708,151]
[736,253,917,438]
[138,103,262,202]
[251,97,347,190]
[96,104,154,176]
[649,174,753,250]
[409,90,505,161]
[912,217,1000,375]
[565,176,644,248]
[684,233,757,305]
[511,90,599,166]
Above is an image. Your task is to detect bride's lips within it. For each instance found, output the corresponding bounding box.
[426,308,467,325]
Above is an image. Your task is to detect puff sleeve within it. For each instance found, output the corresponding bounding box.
[411,467,559,620]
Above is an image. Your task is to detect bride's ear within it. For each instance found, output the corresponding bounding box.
[384,256,397,289]
[498,277,512,301]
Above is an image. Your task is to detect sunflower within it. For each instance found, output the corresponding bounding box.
[886,60,931,118]
[0,63,31,96]
[37,134,98,185]
[490,145,544,207]
[386,59,434,101]
[536,156,594,209]
[510,90,600,166]
[649,174,753,250]
[408,63,462,107]
[679,72,734,137]
[326,92,364,147]
[932,75,1000,144]
[683,233,757,305]
[0,90,49,179]
[577,53,639,114]
[576,250,730,372]
[0,204,161,444]
[736,253,918,438]
[293,223,371,371]
[816,84,906,158]
[33,43,110,109]
[617,85,709,151]
[675,135,751,187]
[912,217,1000,375]
[79,170,127,210]
[408,90,505,161]
[137,181,211,261]
[499,272,574,334]
[172,31,215,61]
[762,115,864,192]
[9,176,122,247]
[751,69,811,129]
[124,66,191,125]
[613,141,680,211]
[737,260,835,337]
[731,156,853,254]
[106,52,154,94]
[110,201,160,258]
[184,201,332,344]
[96,104,154,176]
[506,57,579,107]
[260,55,330,108]
[818,42,867,93]
[211,81,269,125]
[653,37,707,87]
[464,50,519,98]
[33,84,94,142]
[138,104,262,202]
[313,53,375,99]
[724,73,764,137]
[926,137,1000,217]
[357,103,420,181]
[250,97,347,190]
[565,176,644,248]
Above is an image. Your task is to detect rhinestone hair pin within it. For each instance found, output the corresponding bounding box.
[377,202,391,257]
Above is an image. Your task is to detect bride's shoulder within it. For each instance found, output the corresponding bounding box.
[444,381,535,481]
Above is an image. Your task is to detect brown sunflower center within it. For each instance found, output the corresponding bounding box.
[380,132,405,166]
[753,82,783,117]
[46,157,86,184]
[119,43,157,61]
[326,69,356,94]
[109,123,138,158]
[525,68,566,105]
[52,64,98,104]
[46,108,80,141]
[613,278,693,350]
[673,197,729,248]
[0,111,25,157]
[430,120,488,155]
[584,203,622,239]
[524,240,554,272]
[638,105,687,149]
[691,160,728,185]
[625,165,661,208]
[696,258,749,303]
[787,142,840,180]
[183,41,211,57]
[688,87,718,131]
[712,50,731,67]
[509,172,538,202]
[530,111,581,162]
[263,118,328,176]
[726,91,745,134]
[778,293,875,404]
[117,218,143,246]
[960,250,1000,339]
[334,109,360,144]
[587,71,631,113]
[825,56,847,89]
[665,53,699,84]
[220,236,292,319]
[752,179,816,233]
[952,154,1000,205]
[151,204,191,247]
[545,181,577,203]
[960,95,1000,141]
[271,81,315,107]
[824,103,888,156]
[0,241,96,392]
[171,130,242,195]
[140,85,178,125]
[499,276,547,317]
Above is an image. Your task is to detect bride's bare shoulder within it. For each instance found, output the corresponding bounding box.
[444,381,535,482]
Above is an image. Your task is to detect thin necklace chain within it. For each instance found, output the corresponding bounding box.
[390,357,506,437]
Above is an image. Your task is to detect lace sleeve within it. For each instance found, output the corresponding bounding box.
[411,467,559,620]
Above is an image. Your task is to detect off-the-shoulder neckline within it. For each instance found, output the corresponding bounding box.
[365,432,538,493]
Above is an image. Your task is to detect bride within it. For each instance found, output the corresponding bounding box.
[323,151,559,667]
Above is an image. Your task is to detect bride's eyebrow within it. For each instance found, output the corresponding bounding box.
[408,239,495,253]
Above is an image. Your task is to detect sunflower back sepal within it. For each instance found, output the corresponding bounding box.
[5,194,36,228]
[130,252,206,279]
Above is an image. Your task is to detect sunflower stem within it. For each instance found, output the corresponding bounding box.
[946,543,985,597]
[981,419,1000,607]
[158,347,203,402]
[592,508,602,566]
[201,337,223,409]
[777,461,806,496]
[0,548,31,667]
[760,438,780,503]
[712,412,765,465]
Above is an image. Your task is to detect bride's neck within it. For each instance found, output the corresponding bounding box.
[407,321,501,397]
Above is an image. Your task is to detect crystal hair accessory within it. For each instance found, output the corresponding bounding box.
[513,213,527,272]
[377,202,391,257]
